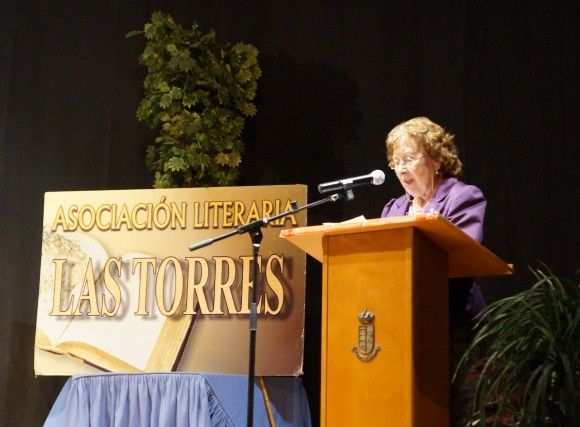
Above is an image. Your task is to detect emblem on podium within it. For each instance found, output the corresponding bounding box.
[352,309,380,361]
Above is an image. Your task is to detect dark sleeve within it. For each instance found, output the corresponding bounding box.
[446,184,486,242]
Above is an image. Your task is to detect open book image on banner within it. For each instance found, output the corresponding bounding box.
[36,229,190,372]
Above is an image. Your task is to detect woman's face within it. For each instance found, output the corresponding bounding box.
[391,139,441,201]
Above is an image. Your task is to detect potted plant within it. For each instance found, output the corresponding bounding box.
[128,12,261,188]
[457,266,580,426]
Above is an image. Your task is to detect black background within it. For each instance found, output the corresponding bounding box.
[0,1,578,425]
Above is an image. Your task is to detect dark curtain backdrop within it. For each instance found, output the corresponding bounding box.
[1,1,578,425]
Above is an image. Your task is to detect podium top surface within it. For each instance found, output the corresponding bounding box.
[280,213,512,278]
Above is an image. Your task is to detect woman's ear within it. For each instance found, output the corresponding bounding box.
[432,158,442,174]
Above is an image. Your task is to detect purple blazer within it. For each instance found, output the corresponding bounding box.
[381,177,487,315]
[381,177,486,242]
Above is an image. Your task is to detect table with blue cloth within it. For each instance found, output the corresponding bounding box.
[44,373,312,427]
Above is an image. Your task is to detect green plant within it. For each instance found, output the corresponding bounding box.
[128,12,261,188]
[457,266,580,426]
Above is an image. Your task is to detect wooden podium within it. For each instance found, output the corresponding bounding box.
[280,214,512,426]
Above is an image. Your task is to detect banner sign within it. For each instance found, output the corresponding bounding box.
[34,185,307,376]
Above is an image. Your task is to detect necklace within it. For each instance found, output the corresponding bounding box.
[409,198,428,214]
[408,173,441,215]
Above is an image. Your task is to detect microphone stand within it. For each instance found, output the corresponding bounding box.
[188,190,352,427]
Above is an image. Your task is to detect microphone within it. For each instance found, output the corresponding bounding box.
[318,170,385,194]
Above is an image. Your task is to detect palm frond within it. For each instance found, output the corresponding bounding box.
[458,265,580,426]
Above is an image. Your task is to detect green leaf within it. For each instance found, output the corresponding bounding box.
[166,43,178,55]
[165,156,187,172]
[159,93,172,108]
[125,30,143,38]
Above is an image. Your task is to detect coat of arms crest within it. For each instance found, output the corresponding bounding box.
[352,309,380,361]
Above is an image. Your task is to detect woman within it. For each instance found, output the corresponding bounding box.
[381,116,485,426]
[381,116,486,314]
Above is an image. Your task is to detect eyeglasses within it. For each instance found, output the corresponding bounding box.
[388,155,425,170]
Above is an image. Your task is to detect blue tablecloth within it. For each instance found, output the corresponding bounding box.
[44,373,312,427]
